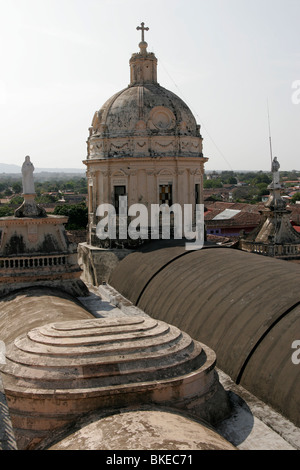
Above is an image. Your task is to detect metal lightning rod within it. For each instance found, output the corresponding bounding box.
[267,99,274,166]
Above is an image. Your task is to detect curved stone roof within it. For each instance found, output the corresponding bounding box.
[109,245,300,427]
[0,287,92,344]
[94,83,199,139]
[0,314,230,449]
[48,408,236,451]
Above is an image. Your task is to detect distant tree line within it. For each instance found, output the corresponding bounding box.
[0,175,87,198]
[204,171,273,203]
[204,169,300,204]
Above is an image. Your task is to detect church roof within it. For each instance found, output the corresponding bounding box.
[0,287,92,345]
[109,244,300,427]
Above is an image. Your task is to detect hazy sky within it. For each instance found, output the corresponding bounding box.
[0,0,299,171]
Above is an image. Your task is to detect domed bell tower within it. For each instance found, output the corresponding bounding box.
[80,24,208,283]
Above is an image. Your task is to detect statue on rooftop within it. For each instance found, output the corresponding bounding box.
[22,156,35,194]
[270,157,281,188]
[271,156,280,173]
[14,156,46,218]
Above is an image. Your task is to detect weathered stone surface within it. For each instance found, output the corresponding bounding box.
[78,242,132,284]
[0,376,17,450]
[0,215,88,297]
[14,194,46,218]
[0,316,230,449]
[48,408,236,451]
[0,288,92,345]
[109,246,300,428]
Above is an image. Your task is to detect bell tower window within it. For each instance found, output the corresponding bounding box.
[114,186,126,214]
[159,184,173,206]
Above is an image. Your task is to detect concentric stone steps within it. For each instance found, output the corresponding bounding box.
[3,318,203,388]
[0,315,230,449]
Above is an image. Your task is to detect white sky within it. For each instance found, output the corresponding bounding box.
[0,0,299,171]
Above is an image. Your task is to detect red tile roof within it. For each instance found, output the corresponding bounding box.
[205,209,261,227]
[205,201,264,213]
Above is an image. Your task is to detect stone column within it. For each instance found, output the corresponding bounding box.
[199,162,205,205]
[128,170,138,206]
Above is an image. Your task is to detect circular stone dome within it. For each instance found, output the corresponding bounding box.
[92,84,200,139]
[48,409,236,451]
[87,42,204,160]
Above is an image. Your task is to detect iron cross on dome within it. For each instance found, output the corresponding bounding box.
[137,22,149,42]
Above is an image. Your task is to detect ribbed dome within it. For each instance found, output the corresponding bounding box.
[87,40,204,160]
[92,84,200,139]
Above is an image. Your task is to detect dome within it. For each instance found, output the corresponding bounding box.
[48,409,236,451]
[83,24,208,250]
[87,36,203,160]
[91,84,200,140]
[1,315,230,448]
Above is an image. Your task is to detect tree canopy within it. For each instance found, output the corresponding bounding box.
[53,203,88,230]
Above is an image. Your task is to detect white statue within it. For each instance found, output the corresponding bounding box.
[22,155,35,194]
[271,157,281,187]
[272,156,280,173]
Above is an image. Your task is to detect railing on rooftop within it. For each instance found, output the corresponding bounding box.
[0,255,67,270]
[240,240,300,257]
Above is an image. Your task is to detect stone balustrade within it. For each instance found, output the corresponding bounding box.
[240,240,300,257]
[0,255,67,270]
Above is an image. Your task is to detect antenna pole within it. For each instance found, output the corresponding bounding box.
[267,100,273,165]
